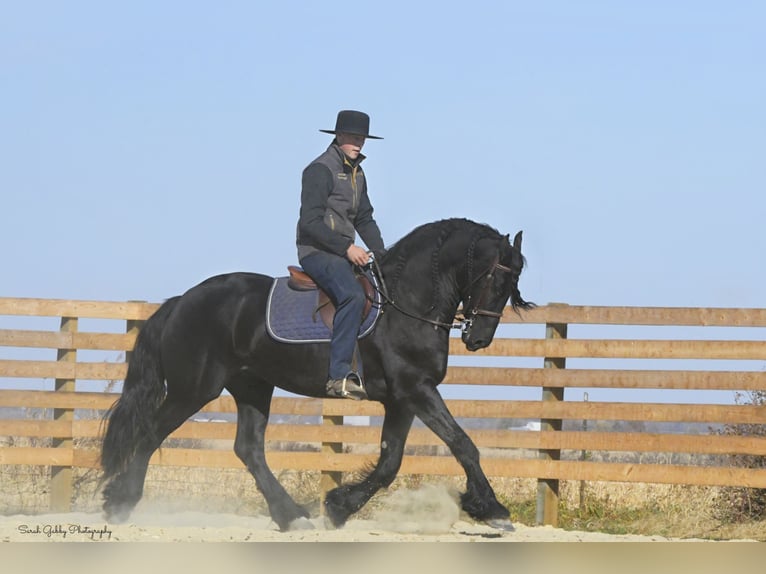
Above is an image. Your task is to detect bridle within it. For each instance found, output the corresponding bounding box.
[461,257,514,326]
[366,253,513,332]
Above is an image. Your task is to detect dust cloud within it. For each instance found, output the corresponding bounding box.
[372,484,460,534]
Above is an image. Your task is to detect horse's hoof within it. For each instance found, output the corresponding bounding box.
[322,492,350,529]
[485,518,515,532]
[323,515,344,530]
[287,517,315,531]
[102,505,131,524]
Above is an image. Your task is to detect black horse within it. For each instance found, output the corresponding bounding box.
[100,218,534,531]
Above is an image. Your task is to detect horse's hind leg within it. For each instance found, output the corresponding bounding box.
[227,377,311,532]
[408,384,513,530]
[323,404,414,528]
[102,396,205,522]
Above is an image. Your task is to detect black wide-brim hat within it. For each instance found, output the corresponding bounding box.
[319,110,383,140]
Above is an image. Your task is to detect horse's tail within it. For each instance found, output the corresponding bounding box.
[100,296,181,479]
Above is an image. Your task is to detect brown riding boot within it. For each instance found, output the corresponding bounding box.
[326,372,368,400]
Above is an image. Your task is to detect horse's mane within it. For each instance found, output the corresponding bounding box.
[385,218,503,305]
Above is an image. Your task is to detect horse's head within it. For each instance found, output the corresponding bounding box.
[460,230,534,351]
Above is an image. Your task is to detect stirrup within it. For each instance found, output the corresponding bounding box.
[326,372,367,400]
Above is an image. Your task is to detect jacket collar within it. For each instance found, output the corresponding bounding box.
[329,142,365,167]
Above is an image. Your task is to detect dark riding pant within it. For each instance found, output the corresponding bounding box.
[299,251,366,380]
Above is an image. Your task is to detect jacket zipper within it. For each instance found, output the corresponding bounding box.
[345,158,359,210]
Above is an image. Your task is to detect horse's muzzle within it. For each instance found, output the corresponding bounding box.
[462,332,490,352]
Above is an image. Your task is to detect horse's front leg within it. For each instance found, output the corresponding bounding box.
[408,383,514,531]
[323,404,414,528]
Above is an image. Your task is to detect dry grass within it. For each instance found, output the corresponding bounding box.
[0,436,52,514]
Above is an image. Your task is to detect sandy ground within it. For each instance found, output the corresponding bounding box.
[2,509,700,542]
[5,488,760,574]
[1,485,706,543]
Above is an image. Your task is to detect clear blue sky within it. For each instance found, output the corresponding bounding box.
[1,2,764,402]
[2,1,763,308]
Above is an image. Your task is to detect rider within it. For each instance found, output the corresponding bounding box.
[296,110,387,400]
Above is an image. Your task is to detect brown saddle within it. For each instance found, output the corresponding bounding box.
[287,265,376,330]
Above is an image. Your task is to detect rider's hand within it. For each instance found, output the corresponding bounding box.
[346,244,370,266]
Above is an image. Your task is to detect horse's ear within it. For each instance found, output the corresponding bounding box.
[513,231,523,251]
[502,234,513,254]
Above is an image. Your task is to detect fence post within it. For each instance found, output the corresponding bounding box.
[125,304,147,366]
[579,392,589,510]
[50,315,77,512]
[536,310,567,526]
[320,405,343,511]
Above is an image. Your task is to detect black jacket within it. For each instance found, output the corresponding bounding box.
[296,143,385,260]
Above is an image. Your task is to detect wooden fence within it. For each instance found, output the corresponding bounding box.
[1,297,765,525]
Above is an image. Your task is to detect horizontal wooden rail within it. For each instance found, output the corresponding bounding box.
[3,448,766,489]
[0,360,127,380]
[444,366,766,390]
[4,330,765,359]
[4,417,766,457]
[3,360,766,392]
[6,300,766,326]
[499,304,766,327]
[0,330,135,351]
[0,298,159,320]
[450,338,766,360]
[3,389,765,425]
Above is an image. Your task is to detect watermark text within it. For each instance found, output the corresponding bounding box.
[17,523,113,540]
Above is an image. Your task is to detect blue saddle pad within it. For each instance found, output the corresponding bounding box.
[265,274,381,344]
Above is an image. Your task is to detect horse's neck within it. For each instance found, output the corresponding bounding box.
[382,253,463,319]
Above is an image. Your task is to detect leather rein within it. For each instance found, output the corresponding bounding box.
[367,255,512,332]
